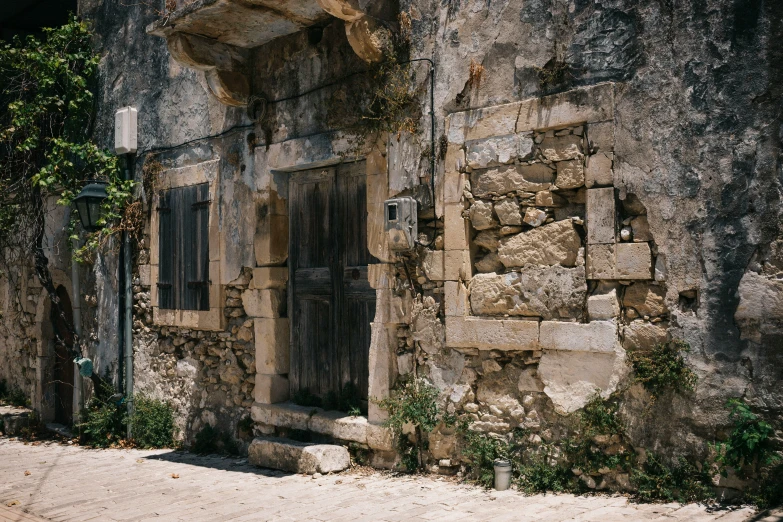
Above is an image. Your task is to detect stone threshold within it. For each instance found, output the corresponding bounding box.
[250,402,393,451]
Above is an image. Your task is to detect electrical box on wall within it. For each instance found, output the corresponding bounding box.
[384,197,417,251]
[115,107,138,154]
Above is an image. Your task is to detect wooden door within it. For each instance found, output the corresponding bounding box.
[289,161,376,404]
[52,285,74,425]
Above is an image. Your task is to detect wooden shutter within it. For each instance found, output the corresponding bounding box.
[158,183,210,311]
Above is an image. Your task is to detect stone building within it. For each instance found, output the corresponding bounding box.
[2,0,782,490]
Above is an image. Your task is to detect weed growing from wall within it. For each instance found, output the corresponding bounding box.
[630,340,697,401]
[377,375,440,471]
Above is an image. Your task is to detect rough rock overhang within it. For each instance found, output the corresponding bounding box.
[147,0,390,107]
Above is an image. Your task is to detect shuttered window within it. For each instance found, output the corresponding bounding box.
[157,183,210,311]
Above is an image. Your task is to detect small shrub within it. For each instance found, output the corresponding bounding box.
[460,428,509,487]
[578,395,624,438]
[377,376,440,471]
[630,340,697,400]
[746,463,783,509]
[515,447,574,494]
[79,394,126,448]
[129,395,176,449]
[631,453,712,503]
[713,398,778,471]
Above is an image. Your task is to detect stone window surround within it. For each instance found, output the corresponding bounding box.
[149,159,225,331]
[439,82,652,356]
[251,134,398,431]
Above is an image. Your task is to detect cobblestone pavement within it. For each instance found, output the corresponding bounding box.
[0,439,759,522]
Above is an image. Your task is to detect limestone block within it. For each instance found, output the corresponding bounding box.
[616,243,652,279]
[586,188,615,244]
[555,160,585,189]
[585,152,613,188]
[475,252,504,273]
[368,322,393,423]
[474,229,500,251]
[443,171,465,205]
[469,200,496,230]
[469,267,586,320]
[445,144,466,174]
[251,267,288,290]
[315,0,363,21]
[251,402,311,430]
[518,367,545,392]
[444,203,469,250]
[622,321,668,352]
[539,135,583,162]
[254,214,288,266]
[445,316,539,351]
[539,320,618,353]
[422,250,445,281]
[471,164,553,197]
[366,172,393,262]
[465,133,534,168]
[444,250,472,281]
[139,264,151,287]
[255,318,289,374]
[310,411,369,443]
[538,348,627,414]
[523,207,547,227]
[368,263,395,289]
[254,374,289,404]
[622,283,667,317]
[242,288,284,318]
[345,15,387,63]
[444,281,469,317]
[366,423,394,451]
[461,102,521,142]
[587,121,615,153]
[248,437,350,474]
[494,197,522,225]
[516,83,615,133]
[586,244,615,280]
[373,289,411,324]
[497,220,581,268]
[534,190,567,207]
[735,271,783,341]
[630,215,652,242]
[588,288,620,320]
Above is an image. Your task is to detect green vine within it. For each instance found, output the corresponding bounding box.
[0,15,134,268]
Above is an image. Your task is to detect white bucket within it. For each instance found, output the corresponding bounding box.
[493,459,512,491]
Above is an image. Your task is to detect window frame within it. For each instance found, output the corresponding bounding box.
[149,159,224,331]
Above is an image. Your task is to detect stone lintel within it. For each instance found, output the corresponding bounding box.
[445,316,539,350]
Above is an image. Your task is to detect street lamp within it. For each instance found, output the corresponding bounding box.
[73,180,109,232]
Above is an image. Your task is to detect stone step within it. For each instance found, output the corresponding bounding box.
[248,437,351,475]
[0,405,31,436]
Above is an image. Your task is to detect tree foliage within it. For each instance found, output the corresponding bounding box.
[0,16,132,362]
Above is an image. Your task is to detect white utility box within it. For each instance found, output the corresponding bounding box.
[384,197,418,251]
[114,106,138,154]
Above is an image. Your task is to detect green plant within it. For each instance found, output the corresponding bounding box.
[515,446,574,494]
[459,427,509,487]
[630,340,697,400]
[713,398,778,472]
[377,376,440,471]
[631,453,712,503]
[128,395,176,449]
[78,390,126,448]
[745,463,783,509]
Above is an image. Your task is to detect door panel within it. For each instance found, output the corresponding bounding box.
[289,161,376,405]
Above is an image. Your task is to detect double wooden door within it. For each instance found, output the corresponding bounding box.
[288,161,376,403]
